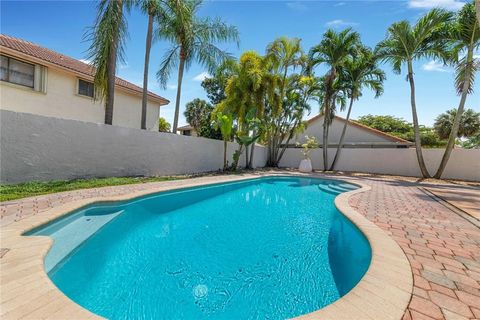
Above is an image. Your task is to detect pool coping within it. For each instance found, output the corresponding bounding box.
[0,172,413,319]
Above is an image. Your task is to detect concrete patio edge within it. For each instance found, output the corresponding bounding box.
[0,172,413,319]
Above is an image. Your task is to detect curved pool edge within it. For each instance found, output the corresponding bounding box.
[295,178,413,320]
[0,172,413,320]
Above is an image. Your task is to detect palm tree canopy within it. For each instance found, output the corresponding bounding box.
[434,108,480,139]
[444,1,480,94]
[308,28,360,125]
[375,8,452,74]
[264,37,307,116]
[155,0,239,88]
[341,46,386,100]
[85,0,134,100]
[266,37,304,73]
[138,0,162,15]
[308,28,360,71]
[217,51,276,126]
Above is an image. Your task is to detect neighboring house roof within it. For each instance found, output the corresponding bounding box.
[0,34,169,105]
[306,114,412,144]
[177,125,194,131]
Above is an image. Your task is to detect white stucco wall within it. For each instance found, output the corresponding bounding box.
[0,66,161,131]
[0,111,267,184]
[1,110,476,183]
[292,116,407,146]
[279,148,480,181]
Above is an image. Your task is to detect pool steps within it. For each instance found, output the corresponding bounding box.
[317,182,357,195]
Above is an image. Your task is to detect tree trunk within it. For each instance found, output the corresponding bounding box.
[245,144,249,169]
[232,144,243,170]
[434,46,474,179]
[248,130,256,169]
[104,0,122,125]
[141,12,154,130]
[330,97,354,171]
[322,112,329,171]
[276,131,294,166]
[223,139,227,170]
[407,61,430,178]
[172,48,185,133]
[322,69,336,171]
[267,138,274,167]
[476,0,480,24]
[248,143,255,169]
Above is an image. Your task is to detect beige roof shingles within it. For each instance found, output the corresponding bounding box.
[307,114,413,144]
[0,34,169,105]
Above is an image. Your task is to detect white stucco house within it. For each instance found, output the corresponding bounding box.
[0,34,169,131]
[177,125,197,136]
[291,114,413,148]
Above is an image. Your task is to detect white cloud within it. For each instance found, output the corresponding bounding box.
[79,59,91,65]
[192,71,211,82]
[408,0,465,10]
[422,60,448,72]
[286,1,307,11]
[167,84,177,90]
[334,2,346,6]
[119,62,129,70]
[325,19,358,27]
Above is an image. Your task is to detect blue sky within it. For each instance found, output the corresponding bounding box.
[1,0,478,127]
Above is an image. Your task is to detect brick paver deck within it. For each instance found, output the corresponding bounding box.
[1,172,479,319]
[348,178,480,320]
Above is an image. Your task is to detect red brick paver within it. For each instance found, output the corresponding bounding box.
[1,173,479,319]
[349,178,480,320]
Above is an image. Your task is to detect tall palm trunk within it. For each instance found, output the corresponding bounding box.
[248,131,256,169]
[105,0,122,125]
[172,47,186,133]
[330,96,354,171]
[322,108,329,171]
[407,61,430,178]
[223,139,228,170]
[434,46,474,179]
[141,12,154,130]
[322,69,335,171]
[476,0,480,24]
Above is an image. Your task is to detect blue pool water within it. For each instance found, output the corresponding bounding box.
[28,177,371,319]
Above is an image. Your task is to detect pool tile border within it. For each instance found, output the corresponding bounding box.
[0,172,413,319]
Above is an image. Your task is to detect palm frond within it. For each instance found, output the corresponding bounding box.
[84,0,130,100]
[455,56,479,94]
[156,45,180,88]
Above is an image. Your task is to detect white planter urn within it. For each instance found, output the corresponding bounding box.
[299,158,313,173]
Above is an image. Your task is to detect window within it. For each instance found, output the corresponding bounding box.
[78,79,94,98]
[182,130,191,136]
[0,55,35,88]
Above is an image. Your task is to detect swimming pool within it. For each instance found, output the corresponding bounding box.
[28,176,371,319]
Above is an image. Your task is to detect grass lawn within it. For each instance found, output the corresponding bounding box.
[0,176,187,202]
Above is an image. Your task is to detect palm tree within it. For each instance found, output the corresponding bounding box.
[376,9,452,178]
[216,51,272,169]
[434,108,480,140]
[264,37,306,166]
[86,0,132,125]
[140,0,163,129]
[434,2,479,179]
[213,112,233,170]
[156,0,239,134]
[330,47,385,170]
[309,28,360,170]
[266,37,303,105]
